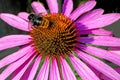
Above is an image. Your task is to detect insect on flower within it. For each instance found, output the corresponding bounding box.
[28,13,51,29]
[28,13,43,26]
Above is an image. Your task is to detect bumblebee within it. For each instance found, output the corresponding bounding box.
[28,13,43,26]
[28,13,51,29]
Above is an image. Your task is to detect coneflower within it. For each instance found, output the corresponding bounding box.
[0,0,120,80]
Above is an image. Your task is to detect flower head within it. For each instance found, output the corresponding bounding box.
[0,0,120,80]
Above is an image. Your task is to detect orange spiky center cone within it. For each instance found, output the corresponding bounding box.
[30,13,78,57]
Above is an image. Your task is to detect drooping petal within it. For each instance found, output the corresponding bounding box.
[76,50,120,80]
[79,36,120,46]
[46,0,58,13]
[62,0,73,16]
[77,44,120,66]
[69,55,100,80]
[17,12,29,21]
[79,29,112,36]
[77,13,120,30]
[77,8,104,23]
[0,45,33,68]
[36,57,50,80]
[11,55,35,80]
[0,13,29,31]
[0,49,35,80]
[69,1,96,21]
[0,35,31,51]
[60,56,77,80]
[31,1,47,14]
[49,57,60,80]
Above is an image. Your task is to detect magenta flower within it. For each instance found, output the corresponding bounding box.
[0,0,120,80]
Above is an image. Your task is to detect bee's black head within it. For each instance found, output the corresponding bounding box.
[28,14,35,21]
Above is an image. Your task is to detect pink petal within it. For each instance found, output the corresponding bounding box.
[11,55,35,80]
[77,8,104,23]
[0,13,29,31]
[91,67,120,80]
[0,35,31,51]
[0,49,35,80]
[0,45,33,68]
[77,13,120,30]
[24,56,41,80]
[79,29,112,36]
[31,1,47,14]
[109,47,120,55]
[60,56,77,80]
[87,65,101,78]
[115,68,120,74]
[69,55,100,80]
[21,56,41,80]
[76,50,120,80]
[99,68,120,80]
[77,44,120,66]
[17,12,29,21]
[21,62,34,80]
[49,57,60,80]
[69,1,96,21]
[36,57,50,80]
[79,36,120,46]
[46,0,58,13]
[100,74,112,80]
[88,65,111,80]
[62,0,73,16]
